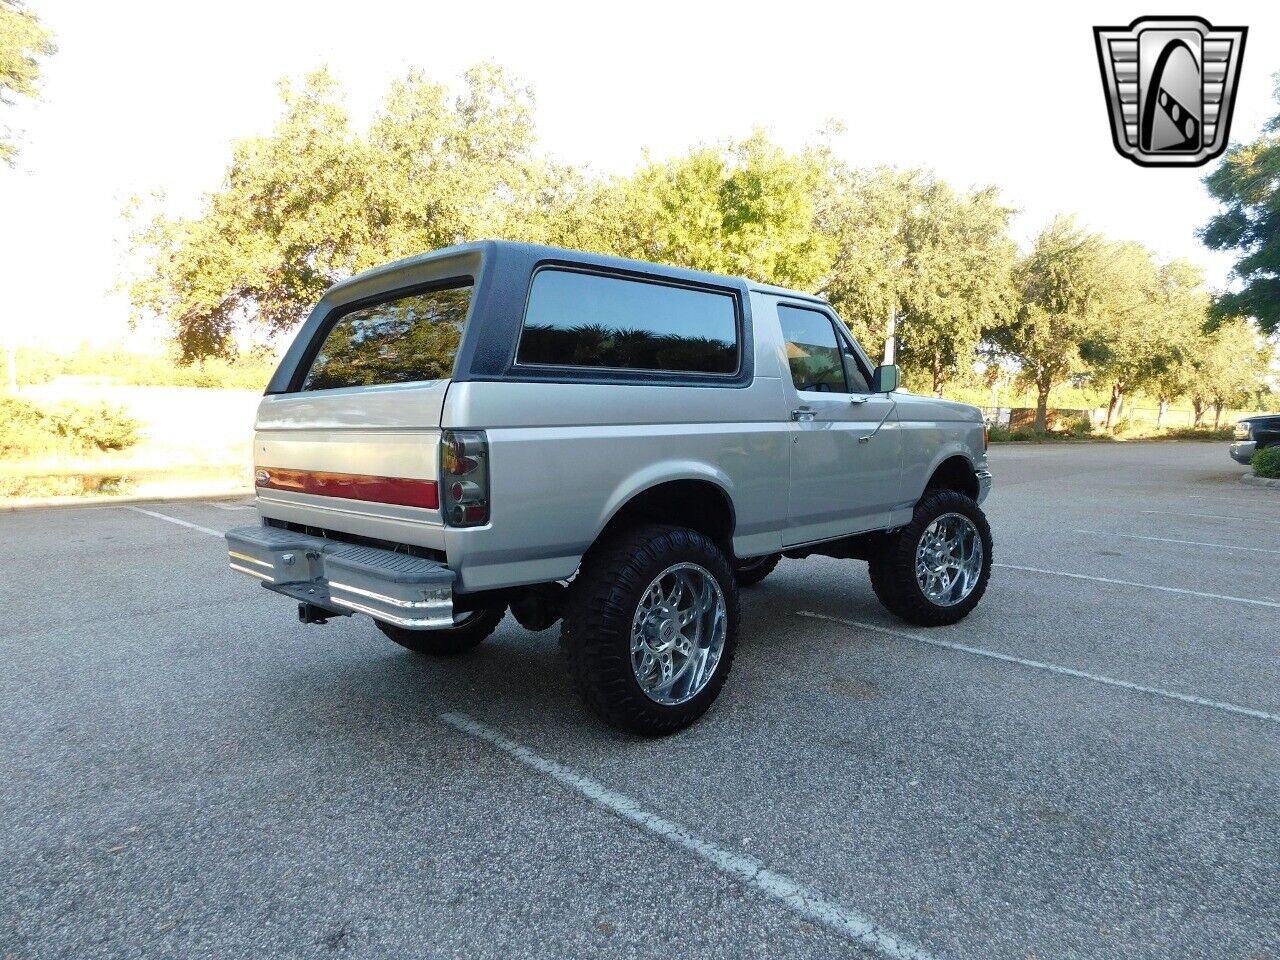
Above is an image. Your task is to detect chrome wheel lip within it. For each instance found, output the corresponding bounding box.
[914,512,984,608]
[630,561,728,706]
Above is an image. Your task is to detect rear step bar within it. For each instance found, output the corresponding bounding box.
[225,525,455,629]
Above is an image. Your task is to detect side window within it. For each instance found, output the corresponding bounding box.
[778,305,847,393]
[300,283,473,391]
[516,269,739,374]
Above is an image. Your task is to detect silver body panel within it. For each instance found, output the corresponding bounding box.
[254,380,449,552]
[240,251,991,610]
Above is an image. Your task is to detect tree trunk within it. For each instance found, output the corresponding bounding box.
[932,351,945,398]
[1213,403,1222,429]
[1105,383,1121,429]
[1156,399,1167,429]
[1035,379,1050,433]
[1115,390,1125,426]
[1192,398,1205,426]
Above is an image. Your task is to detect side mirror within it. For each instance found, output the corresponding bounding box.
[872,364,900,393]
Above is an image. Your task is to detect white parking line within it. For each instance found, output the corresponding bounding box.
[993,563,1280,608]
[211,503,255,512]
[1075,529,1280,556]
[1140,509,1280,525]
[1187,494,1280,507]
[124,506,223,538]
[797,611,1280,725]
[440,711,942,960]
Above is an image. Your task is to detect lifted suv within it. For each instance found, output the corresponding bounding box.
[226,241,993,734]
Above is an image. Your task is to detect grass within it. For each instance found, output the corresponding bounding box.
[0,395,140,458]
[0,395,146,498]
[2,385,258,502]
[14,345,276,391]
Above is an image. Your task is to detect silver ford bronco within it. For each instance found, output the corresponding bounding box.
[226,241,993,734]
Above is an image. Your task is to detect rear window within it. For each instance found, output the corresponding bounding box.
[516,269,739,374]
[300,283,472,391]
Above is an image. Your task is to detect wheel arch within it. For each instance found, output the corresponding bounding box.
[593,470,737,554]
[923,452,980,501]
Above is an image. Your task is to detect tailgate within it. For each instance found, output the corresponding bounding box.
[253,380,449,552]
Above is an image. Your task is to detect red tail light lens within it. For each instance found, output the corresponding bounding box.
[983,423,989,451]
[441,430,489,526]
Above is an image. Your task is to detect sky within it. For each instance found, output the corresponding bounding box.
[1,0,1277,352]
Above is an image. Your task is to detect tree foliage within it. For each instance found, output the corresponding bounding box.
[1081,242,1168,426]
[819,168,1017,394]
[129,63,1275,419]
[1192,319,1271,426]
[130,64,572,361]
[563,130,834,291]
[0,0,54,164]
[1199,74,1280,335]
[1144,260,1214,418]
[990,217,1108,430]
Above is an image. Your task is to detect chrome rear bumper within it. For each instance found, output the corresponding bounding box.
[225,524,455,629]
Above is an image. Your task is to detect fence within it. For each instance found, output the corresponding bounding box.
[979,405,1258,430]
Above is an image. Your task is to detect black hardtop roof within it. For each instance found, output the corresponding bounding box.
[327,239,827,304]
[268,240,827,394]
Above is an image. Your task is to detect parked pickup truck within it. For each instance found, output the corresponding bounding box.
[226,241,993,734]
[1230,415,1280,464]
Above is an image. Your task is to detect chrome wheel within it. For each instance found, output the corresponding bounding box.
[630,562,727,706]
[914,512,984,607]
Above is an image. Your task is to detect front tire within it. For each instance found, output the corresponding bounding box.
[562,524,740,736]
[868,490,992,627]
[377,607,505,656]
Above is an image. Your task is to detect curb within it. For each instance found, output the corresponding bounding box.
[1242,473,1280,490]
[2,488,253,512]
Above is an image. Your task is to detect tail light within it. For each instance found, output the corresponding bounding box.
[983,422,990,451]
[441,430,489,526]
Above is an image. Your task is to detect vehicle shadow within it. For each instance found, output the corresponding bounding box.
[249,561,921,760]
[262,623,571,720]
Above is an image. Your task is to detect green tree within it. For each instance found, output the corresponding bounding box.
[1144,260,1213,427]
[0,0,54,165]
[990,216,1107,432]
[1192,319,1270,427]
[1199,74,1280,335]
[130,64,573,361]
[566,131,834,291]
[820,167,1017,395]
[1081,241,1167,428]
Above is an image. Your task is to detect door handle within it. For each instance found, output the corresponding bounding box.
[849,395,871,405]
[791,407,816,422]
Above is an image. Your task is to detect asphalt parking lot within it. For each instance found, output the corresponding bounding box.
[2,442,1277,960]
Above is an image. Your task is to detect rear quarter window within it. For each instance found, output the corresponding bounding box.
[300,283,472,391]
[516,269,739,375]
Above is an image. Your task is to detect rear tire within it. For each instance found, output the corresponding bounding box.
[377,607,505,656]
[561,524,739,736]
[868,490,992,627]
[733,553,781,587]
